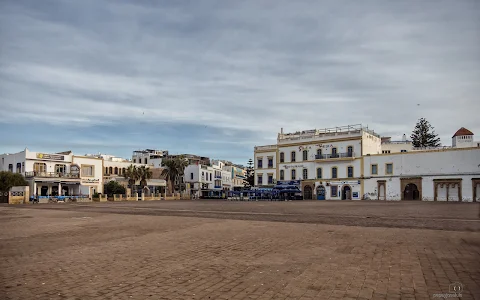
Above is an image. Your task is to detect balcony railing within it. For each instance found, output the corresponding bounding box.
[267,164,274,168]
[315,152,354,160]
[214,185,222,189]
[25,172,80,179]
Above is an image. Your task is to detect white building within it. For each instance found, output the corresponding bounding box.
[254,125,480,201]
[184,163,215,198]
[0,149,103,197]
[255,124,382,200]
[132,149,168,167]
[363,147,480,201]
[381,135,412,154]
[224,165,247,191]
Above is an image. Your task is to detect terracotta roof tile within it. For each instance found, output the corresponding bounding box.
[452,127,474,138]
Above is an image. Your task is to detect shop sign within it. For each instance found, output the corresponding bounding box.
[81,178,100,185]
[284,165,304,169]
[70,164,80,175]
[36,153,65,161]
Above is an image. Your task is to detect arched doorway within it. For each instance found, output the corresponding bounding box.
[316,185,326,200]
[404,183,420,200]
[303,185,313,200]
[342,185,352,200]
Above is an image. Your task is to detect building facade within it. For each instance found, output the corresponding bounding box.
[0,149,103,197]
[254,125,480,201]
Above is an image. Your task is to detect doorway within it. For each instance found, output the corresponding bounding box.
[342,185,352,200]
[41,186,48,196]
[303,186,313,200]
[404,183,420,200]
[62,186,69,196]
[316,185,326,200]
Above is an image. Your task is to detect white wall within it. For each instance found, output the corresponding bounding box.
[278,140,361,163]
[362,132,382,155]
[381,142,412,153]
[452,135,474,148]
[362,148,480,201]
[72,156,104,194]
[0,151,26,173]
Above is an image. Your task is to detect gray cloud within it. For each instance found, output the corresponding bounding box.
[0,0,479,148]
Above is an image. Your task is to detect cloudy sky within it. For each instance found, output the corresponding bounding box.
[0,0,479,163]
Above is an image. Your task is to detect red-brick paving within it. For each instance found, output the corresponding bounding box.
[0,201,479,300]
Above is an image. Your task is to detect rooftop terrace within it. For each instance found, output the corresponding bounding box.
[278,124,380,142]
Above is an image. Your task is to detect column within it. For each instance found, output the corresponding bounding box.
[33,182,37,196]
[58,182,62,196]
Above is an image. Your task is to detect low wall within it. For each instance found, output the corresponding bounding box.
[9,186,30,204]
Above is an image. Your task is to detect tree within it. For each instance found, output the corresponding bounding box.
[161,156,188,195]
[104,180,126,197]
[0,171,28,193]
[123,164,139,195]
[243,158,254,188]
[137,166,153,194]
[411,118,441,148]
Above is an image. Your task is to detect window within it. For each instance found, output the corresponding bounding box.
[347,166,353,178]
[291,151,296,162]
[133,159,136,163]
[291,169,296,180]
[34,163,46,172]
[371,164,378,175]
[108,167,113,174]
[257,174,263,185]
[122,168,126,174]
[316,149,322,158]
[144,158,148,164]
[190,173,194,180]
[114,167,119,175]
[316,168,322,179]
[81,165,94,177]
[382,150,391,154]
[268,158,273,168]
[386,163,393,175]
[347,146,353,157]
[332,167,337,179]
[8,164,13,172]
[257,158,263,168]
[55,164,66,174]
[302,169,308,180]
[280,152,284,163]
[400,150,407,153]
[332,147,337,158]
[331,185,338,197]
[22,162,24,173]
[280,170,284,180]
[210,173,212,181]
[16,163,21,173]
[268,174,273,184]
[302,150,308,161]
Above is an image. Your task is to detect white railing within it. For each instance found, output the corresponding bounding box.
[278,124,379,141]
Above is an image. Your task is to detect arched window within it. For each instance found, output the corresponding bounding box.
[291,151,296,162]
[302,169,308,179]
[303,150,308,161]
[347,146,353,157]
[332,167,338,179]
[291,169,296,180]
[347,166,354,178]
[316,149,322,159]
[122,168,126,174]
[280,152,284,163]
[105,167,108,175]
[316,168,322,179]
[109,167,113,174]
[114,167,118,175]
[280,170,284,180]
[16,163,21,173]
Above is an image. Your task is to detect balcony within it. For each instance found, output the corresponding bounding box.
[214,185,222,189]
[315,152,355,161]
[215,175,222,179]
[25,172,80,179]
[267,164,274,168]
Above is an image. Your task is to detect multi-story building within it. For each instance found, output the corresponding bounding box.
[380,135,412,154]
[224,165,246,191]
[254,125,480,201]
[0,149,103,197]
[132,149,168,167]
[254,124,382,200]
[183,163,215,198]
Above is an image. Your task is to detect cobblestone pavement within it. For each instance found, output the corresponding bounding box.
[1,201,479,300]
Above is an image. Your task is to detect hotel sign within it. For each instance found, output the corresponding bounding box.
[284,165,304,169]
[81,178,100,185]
[36,153,64,161]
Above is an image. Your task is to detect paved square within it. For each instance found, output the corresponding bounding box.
[1,201,479,300]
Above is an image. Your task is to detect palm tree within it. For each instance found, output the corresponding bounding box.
[161,156,188,195]
[123,164,139,195]
[137,166,152,195]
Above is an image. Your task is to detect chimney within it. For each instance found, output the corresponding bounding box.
[281,128,284,134]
